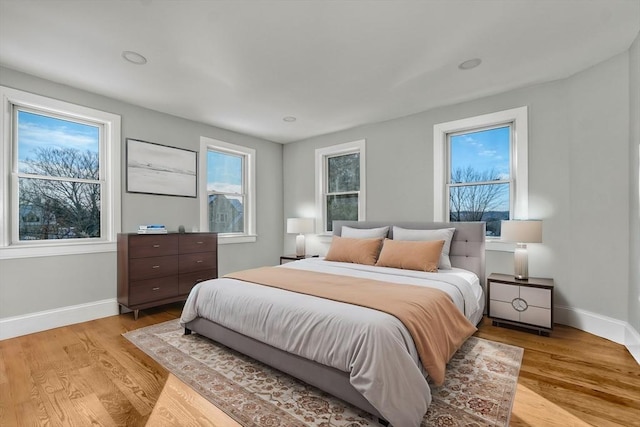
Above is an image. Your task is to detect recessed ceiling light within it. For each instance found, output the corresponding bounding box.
[122,50,147,65]
[283,116,297,122]
[458,58,482,70]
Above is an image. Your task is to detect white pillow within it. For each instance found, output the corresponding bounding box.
[341,225,390,239]
[392,226,455,269]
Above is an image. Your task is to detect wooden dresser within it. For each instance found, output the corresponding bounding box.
[117,232,217,319]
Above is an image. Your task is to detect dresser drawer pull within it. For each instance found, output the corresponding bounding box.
[197,241,204,244]
[152,287,160,291]
[152,265,160,269]
[153,244,160,248]
[196,260,203,263]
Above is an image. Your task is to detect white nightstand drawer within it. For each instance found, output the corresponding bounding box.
[521,286,551,308]
[521,306,552,328]
[490,282,519,302]
[490,300,520,322]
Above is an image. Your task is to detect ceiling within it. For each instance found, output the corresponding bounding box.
[1,1,638,144]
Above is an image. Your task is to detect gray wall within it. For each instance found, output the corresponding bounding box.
[0,66,284,319]
[284,51,633,325]
[629,32,640,333]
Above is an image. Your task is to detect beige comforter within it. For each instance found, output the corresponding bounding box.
[226,266,476,385]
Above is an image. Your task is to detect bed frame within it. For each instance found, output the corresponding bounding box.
[184,221,485,422]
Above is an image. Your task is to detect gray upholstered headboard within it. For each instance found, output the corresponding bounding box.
[333,221,486,286]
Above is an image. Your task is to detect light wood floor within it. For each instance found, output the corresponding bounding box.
[1,303,638,426]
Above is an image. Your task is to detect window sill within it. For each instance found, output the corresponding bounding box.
[0,241,117,260]
[218,234,257,245]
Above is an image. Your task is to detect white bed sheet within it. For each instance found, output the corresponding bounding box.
[180,258,483,427]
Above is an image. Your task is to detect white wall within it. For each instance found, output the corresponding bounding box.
[284,51,636,347]
[0,67,284,334]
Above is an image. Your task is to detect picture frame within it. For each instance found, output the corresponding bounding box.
[126,138,197,198]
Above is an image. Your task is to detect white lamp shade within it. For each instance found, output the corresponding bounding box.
[501,220,542,243]
[287,218,314,234]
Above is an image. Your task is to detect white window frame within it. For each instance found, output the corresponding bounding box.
[315,140,366,235]
[199,136,256,244]
[433,106,528,243]
[0,86,121,259]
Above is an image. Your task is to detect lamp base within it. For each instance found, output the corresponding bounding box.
[295,234,306,257]
[514,243,529,280]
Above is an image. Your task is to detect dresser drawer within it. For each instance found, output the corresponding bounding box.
[128,234,179,258]
[129,255,179,281]
[521,286,551,308]
[129,276,179,305]
[489,300,520,322]
[521,306,552,328]
[490,282,519,302]
[179,269,217,295]
[179,252,217,274]
[179,233,218,254]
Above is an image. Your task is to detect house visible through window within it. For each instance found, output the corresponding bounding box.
[315,140,366,233]
[0,86,121,258]
[433,107,528,238]
[199,136,256,243]
[207,150,245,233]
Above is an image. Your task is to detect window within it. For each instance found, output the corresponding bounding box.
[0,86,121,259]
[199,137,256,244]
[315,140,366,233]
[433,107,528,238]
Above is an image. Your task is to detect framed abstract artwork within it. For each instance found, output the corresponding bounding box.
[126,138,197,197]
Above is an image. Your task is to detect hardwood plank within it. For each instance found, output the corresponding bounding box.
[0,379,18,427]
[146,374,238,427]
[510,383,592,427]
[80,364,147,427]
[70,394,119,427]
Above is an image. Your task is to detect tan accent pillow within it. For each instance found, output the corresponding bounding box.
[375,239,445,272]
[325,235,384,265]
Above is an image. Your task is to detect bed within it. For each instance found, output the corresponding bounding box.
[180,221,486,427]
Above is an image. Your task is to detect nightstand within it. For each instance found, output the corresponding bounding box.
[280,255,314,265]
[487,273,554,336]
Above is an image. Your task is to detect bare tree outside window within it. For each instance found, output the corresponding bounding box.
[449,167,509,236]
[448,126,511,236]
[19,147,101,240]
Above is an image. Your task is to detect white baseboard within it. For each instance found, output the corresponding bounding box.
[0,299,119,340]
[625,322,640,365]
[555,305,640,364]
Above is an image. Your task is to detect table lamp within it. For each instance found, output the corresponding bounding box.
[501,220,542,280]
[287,218,314,257]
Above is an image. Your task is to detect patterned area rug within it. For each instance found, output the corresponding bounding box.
[124,320,523,427]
